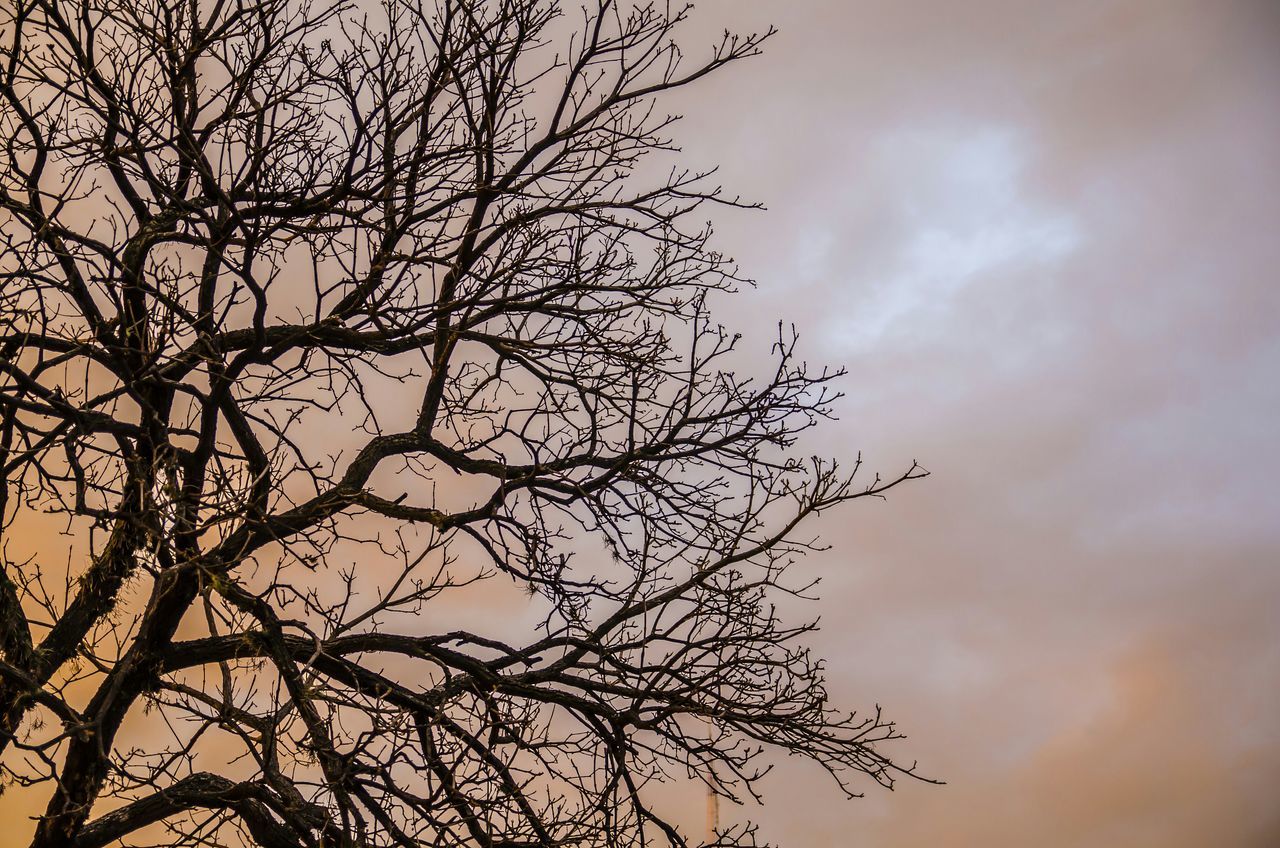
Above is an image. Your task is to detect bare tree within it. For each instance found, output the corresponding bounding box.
[0,0,929,845]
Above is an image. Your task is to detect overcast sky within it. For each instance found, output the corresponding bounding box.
[662,1,1280,845]
[2,2,1275,846]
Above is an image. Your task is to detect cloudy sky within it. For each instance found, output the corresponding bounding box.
[1,2,1274,846]
[661,0,1280,845]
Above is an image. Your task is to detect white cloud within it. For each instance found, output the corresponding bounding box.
[820,126,1079,350]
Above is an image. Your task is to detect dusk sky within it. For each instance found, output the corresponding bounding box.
[1,1,1276,846]
[659,0,1280,844]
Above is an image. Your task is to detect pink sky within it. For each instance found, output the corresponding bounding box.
[1,2,1275,846]
[659,0,1280,844]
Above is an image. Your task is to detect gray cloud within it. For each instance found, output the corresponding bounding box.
[666,0,1280,844]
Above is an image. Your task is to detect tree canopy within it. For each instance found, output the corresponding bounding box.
[0,0,928,845]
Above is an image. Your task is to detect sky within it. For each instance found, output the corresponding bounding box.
[2,2,1276,846]
[658,0,1280,845]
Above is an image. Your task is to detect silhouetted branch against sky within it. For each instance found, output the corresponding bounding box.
[0,1,929,845]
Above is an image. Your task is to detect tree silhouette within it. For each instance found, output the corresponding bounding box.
[0,0,929,845]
